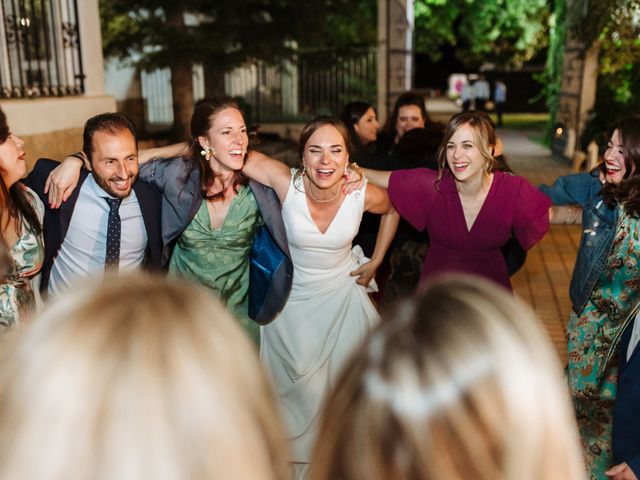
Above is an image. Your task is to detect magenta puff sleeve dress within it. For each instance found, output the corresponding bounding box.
[388,168,551,289]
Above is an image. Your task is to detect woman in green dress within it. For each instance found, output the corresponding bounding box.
[141,98,294,344]
[542,116,640,478]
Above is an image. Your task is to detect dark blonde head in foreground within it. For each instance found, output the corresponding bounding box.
[0,274,289,480]
[311,275,585,480]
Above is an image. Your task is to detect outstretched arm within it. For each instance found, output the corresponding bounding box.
[350,184,399,286]
[139,142,189,164]
[243,150,292,203]
[362,167,392,189]
[44,155,84,208]
[45,142,190,207]
[549,205,582,225]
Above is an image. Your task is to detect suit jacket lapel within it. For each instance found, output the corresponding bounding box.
[186,167,201,222]
[133,181,154,239]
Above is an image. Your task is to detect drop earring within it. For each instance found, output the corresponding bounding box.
[200,146,214,160]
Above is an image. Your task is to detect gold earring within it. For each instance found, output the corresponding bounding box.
[200,146,214,160]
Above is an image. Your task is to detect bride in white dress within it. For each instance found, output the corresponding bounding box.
[245,117,398,478]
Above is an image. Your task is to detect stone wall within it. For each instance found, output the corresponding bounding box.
[22,128,83,172]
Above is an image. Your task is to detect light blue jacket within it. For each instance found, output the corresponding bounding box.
[540,170,618,314]
[139,156,293,324]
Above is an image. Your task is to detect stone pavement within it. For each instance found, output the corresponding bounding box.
[500,128,580,365]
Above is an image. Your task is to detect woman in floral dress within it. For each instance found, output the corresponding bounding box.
[0,108,44,328]
[541,116,640,478]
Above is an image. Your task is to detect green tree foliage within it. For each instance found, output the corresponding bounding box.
[566,0,640,147]
[101,0,375,69]
[99,0,377,137]
[538,0,566,142]
[414,0,550,68]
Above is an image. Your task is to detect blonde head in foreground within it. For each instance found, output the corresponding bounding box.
[0,274,289,480]
[311,275,585,480]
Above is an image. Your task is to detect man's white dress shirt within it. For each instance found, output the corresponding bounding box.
[48,174,148,296]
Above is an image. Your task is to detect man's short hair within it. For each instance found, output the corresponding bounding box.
[82,112,137,163]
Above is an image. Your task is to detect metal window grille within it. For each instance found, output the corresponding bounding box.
[137,47,377,128]
[222,47,377,124]
[0,0,84,98]
[298,48,377,121]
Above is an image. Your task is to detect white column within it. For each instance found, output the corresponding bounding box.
[377,0,414,124]
[377,0,388,122]
[76,0,105,96]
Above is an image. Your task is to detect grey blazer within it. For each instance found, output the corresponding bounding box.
[139,156,293,323]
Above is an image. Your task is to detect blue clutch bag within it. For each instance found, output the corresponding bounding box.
[249,225,286,324]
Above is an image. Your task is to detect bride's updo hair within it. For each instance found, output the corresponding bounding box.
[311,275,585,480]
[298,116,354,160]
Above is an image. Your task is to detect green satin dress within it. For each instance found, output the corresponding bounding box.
[169,186,262,344]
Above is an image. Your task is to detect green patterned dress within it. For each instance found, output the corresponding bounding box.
[567,206,640,479]
[0,186,44,329]
[169,186,262,344]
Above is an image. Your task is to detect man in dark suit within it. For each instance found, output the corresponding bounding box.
[24,112,162,295]
[607,305,640,480]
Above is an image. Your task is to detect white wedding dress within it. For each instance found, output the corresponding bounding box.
[261,170,379,474]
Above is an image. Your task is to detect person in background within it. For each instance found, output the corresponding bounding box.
[310,275,586,480]
[494,80,507,127]
[339,101,379,164]
[377,91,428,156]
[540,116,640,479]
[0,274,289,480]
[0,108,43,329]
[355,94,441,303]
[474,74,490,112]
[607,305,640,480]
[461,76,475,112]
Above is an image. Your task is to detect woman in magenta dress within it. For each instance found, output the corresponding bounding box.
[364,111,550,290]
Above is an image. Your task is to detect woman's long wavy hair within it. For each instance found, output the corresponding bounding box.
[189,97,249,199]
[435,111,496,187]
[311,275,585,480]
[598,116,640,217]
[0,108,41,238]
